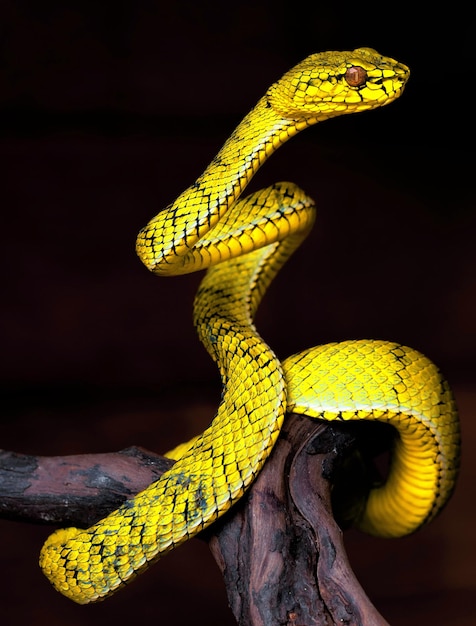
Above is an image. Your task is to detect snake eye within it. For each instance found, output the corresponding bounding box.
[345,66,367,87]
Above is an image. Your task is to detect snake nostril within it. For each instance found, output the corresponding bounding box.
[345,66,367,87]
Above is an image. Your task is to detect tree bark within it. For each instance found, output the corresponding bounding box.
[0,446,173,526]
[0,414,389,625]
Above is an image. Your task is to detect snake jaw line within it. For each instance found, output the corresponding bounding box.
[40,47,459,605]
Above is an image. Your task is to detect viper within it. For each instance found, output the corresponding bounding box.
[39,47,460,604]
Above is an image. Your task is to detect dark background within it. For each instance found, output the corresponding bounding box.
[1,1,474,624]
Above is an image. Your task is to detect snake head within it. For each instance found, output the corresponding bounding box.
[267,47,410,120]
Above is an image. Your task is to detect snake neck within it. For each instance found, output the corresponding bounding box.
[193,96,312,206]
[136,97,313,275]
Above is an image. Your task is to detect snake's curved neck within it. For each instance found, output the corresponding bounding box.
[136,98,313,274]
[193,97,308,203]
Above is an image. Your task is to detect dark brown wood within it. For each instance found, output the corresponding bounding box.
[0,446,174,526]
[206,414,389,626]
[0,417,389,625]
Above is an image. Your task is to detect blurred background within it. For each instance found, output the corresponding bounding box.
[1,1,474,624]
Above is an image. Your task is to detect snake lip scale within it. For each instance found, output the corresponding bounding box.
[38,47,460,604]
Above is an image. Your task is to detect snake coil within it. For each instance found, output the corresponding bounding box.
[39,47,460,604]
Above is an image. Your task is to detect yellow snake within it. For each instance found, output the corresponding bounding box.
[39,48,460,604]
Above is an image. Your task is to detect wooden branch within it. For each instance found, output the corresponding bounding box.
[0,446,174,526]
[206,414,389,626]
[0,416,390,625]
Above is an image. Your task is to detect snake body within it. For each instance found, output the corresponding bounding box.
[39,48,460,603]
